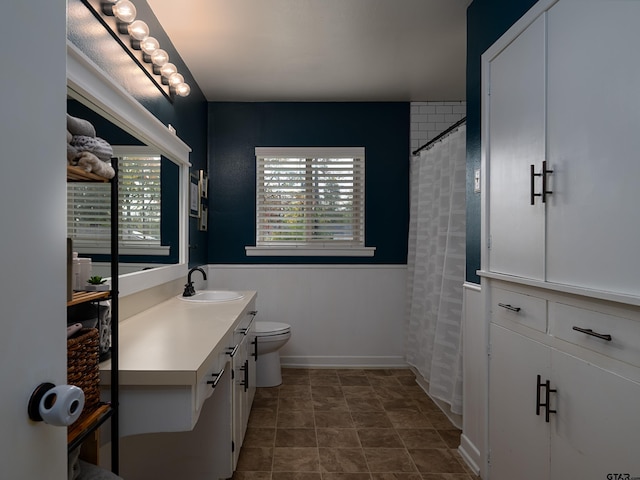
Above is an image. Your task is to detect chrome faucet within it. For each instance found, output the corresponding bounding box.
[183,267,207,297]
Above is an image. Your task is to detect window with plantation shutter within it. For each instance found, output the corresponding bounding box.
[247,147,375,257]
[67,149,169,256]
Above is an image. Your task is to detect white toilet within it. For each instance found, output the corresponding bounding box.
[253,321,291,387]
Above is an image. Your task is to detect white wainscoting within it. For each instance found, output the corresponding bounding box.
[206,264,407,368]
[459,281,485,477]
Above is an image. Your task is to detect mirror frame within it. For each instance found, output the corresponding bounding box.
[67,40,191,297]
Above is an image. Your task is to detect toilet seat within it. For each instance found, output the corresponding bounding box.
[254,321,291,337]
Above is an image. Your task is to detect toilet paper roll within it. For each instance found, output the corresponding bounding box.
[39,385,85,426]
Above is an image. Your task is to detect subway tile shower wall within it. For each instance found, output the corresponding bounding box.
[410,101,466,153]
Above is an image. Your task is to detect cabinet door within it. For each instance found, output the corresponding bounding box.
[487,14,546,280]
[119,365,234,480]
[550,349,640,479]
[247,319,257,412]
[489,324,551,480]
[545,0,640,296]
[238,332,252,438]
[231,333,245,469]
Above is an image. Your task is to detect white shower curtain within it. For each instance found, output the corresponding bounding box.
[405,124,466,415]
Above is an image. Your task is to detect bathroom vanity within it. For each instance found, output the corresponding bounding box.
[99,291,257,479]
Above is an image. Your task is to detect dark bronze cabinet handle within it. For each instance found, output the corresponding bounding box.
[252,337,258,361]
[530,164,542,205]
[226,344,239,357]
[536,374,543,416]
[240,359,249,392]
[530,161,553,205]
[206,367,225,389]
[541,160,553,203]
[498,303,521,312]
[536,374,557,423]
[572,326,612,342]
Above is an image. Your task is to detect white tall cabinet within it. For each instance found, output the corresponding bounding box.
[481,0,640,478]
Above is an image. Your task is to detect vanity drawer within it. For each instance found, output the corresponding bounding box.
[549,302,640,368]
[491,287,547,332]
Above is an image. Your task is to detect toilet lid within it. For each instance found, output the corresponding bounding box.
[254,321,291,336]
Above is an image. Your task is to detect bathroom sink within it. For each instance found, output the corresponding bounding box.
[178,290,244,303]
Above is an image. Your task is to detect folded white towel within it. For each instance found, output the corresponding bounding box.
[77,152,115,179]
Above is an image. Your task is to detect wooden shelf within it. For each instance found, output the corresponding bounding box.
[67,165,110,182]
[68,291,111,307]
[68,403,112,451]
[66,157,119,470]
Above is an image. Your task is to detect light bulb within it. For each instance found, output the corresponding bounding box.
[127,20,149,41]
[168,73,184,87]
[140,36,159,55]
[112,0,136,23]
[160,63,177,78]
[175,83,191,97]
[151,49,169,67]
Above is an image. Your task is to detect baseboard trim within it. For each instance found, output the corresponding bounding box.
[458,433,481,475]
[281,356,407,369]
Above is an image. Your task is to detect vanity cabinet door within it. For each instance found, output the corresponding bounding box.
[231,304,257,469]
[489,324,551,480]
[549,349,640,480]
[231,330,245,469]
[487,13,546,281]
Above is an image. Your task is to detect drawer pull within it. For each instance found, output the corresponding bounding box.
[243,312,257,336]
[206,367,225,389]
[498,303,521,312]
[572,326,612,342]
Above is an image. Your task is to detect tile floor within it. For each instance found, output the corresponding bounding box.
[234,368,480,480]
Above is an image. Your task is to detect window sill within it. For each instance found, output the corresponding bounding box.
[245,246,376,257]
[73,244,170,256]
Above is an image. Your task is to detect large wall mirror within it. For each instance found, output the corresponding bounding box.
[67,41,191,296]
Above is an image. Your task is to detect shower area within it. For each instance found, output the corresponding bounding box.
[405,107,467,428]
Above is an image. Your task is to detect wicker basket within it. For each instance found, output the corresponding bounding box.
[67,328,101,412]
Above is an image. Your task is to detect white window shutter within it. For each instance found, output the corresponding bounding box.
[255,147,365,247]
[68,154,162,248]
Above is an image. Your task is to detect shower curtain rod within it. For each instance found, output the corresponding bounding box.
[412,116,466,156]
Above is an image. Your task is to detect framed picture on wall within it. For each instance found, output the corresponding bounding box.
[199,205,208,231]
[189,173,200,218]
[199,170,209,200]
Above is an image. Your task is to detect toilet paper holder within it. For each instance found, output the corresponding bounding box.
[28,382,85,426]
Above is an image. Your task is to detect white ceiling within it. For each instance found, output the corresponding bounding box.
[146,0,469,102]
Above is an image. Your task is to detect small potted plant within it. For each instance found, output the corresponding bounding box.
[85,275,110,291]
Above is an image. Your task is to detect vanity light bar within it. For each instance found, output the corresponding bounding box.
[99,0,191,98]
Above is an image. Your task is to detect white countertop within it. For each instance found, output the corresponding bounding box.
[100,291,257,387]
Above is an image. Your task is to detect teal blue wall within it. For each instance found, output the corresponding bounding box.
[67,0,210,267]
[207,102,410,264]
[465,0,538,283]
